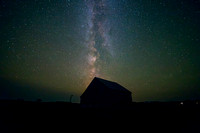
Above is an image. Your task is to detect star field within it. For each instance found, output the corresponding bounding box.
[0,0,200,102]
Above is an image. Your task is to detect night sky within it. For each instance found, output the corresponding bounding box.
[0,0,200,102]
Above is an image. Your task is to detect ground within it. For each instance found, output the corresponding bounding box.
[0,100,199,133]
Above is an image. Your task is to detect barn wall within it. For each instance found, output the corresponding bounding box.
[80,78,132,106]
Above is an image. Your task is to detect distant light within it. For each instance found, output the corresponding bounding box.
[180,102,184,105]
[196,102,198,105]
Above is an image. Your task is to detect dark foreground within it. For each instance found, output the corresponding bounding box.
[0,100,200,133]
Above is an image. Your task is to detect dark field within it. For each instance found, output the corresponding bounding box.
[0,100,200,133]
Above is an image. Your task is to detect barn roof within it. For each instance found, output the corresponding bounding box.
[94,77,131,93]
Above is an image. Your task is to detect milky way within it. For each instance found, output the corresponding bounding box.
[85,0,112,82]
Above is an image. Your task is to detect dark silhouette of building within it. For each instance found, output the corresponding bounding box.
[80,77,132,105]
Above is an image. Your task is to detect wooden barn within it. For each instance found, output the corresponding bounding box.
[80,77,132,105]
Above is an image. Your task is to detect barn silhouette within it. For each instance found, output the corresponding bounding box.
[80,77,132,106]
